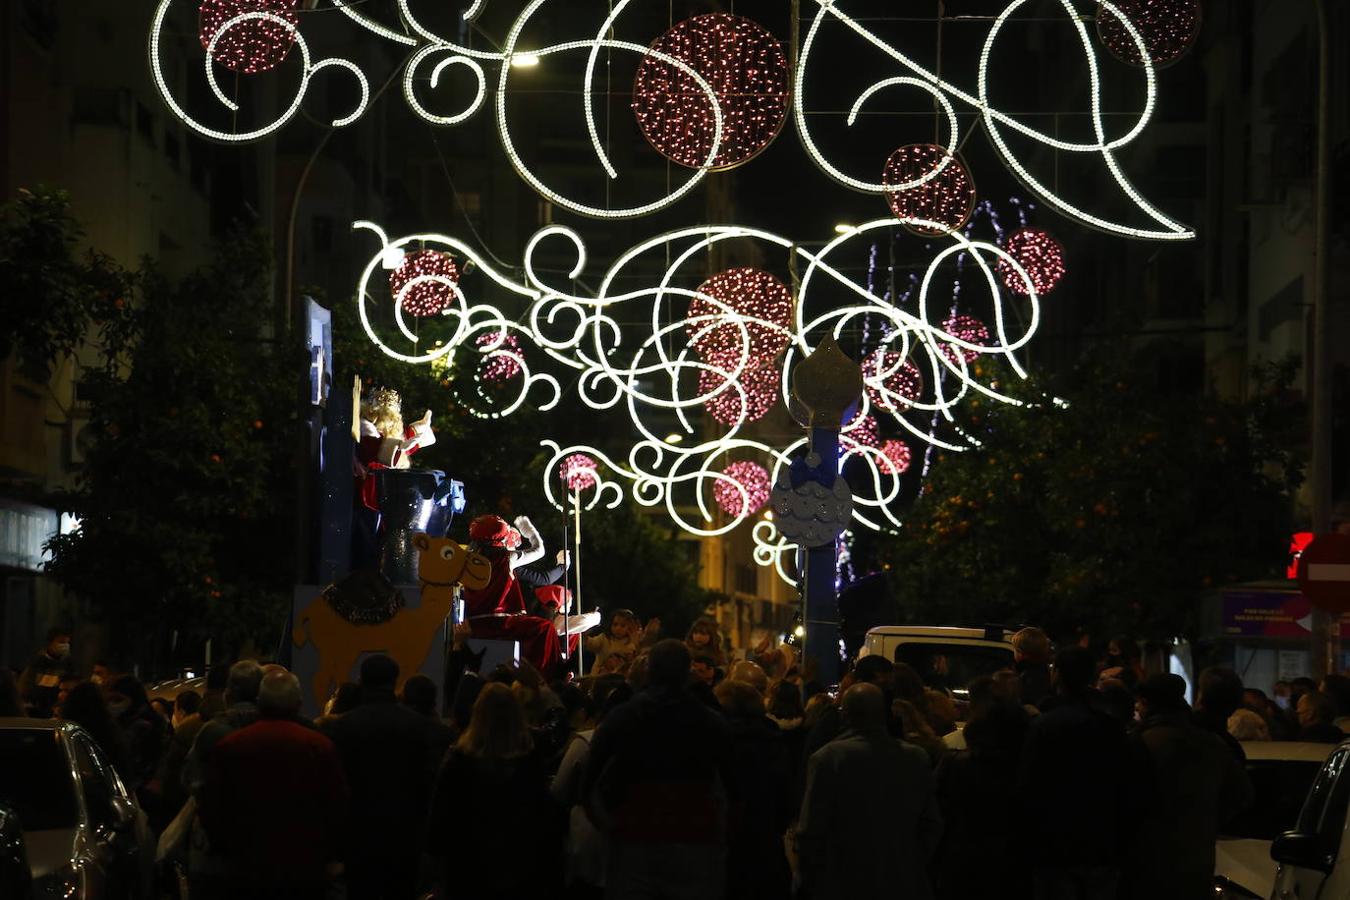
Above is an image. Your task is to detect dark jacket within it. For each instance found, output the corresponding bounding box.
[198,716,349,885]
[1015,692,1140,870]
[18,651,70,717]
[325,689,447,861]
[582,684,736,844]
[1016,660,1052,709]
[797,729,942,900]
[1125,711,1253,900]
[724,712,793,898]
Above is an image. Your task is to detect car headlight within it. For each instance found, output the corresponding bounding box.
[33,862,85,899]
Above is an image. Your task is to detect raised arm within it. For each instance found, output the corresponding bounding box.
[512,515,546,567]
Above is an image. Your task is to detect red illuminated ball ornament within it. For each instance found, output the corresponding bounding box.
[475,332,522,383]
[388,250,462,318]
[559,454,599,493]
[863,350,924,412]
[883,144,976,236]
[1096,0,1202,68]
[699,360,780,425]
[633,13,790,170]
[878,439,912,476]
[198,0,300,75]
[713,460,772,517]
[997,228,1066,296]
[842,412,880,449]
[940,315,990,364]
[686,267,793,365]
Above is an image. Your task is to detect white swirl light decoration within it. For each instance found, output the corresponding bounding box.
[354,217,1043,570]
[149,2,370,143]
[795,0,1194,240]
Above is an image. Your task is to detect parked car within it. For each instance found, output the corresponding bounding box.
[1269,737,1350,899]
[0,718,154,898]
[0,803,31,898]
[1212,740,1335,899]
[858,625,1017,699]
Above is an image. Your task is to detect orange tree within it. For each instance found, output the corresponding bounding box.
[870,356,1302,641]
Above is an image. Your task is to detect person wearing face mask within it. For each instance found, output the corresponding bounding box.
[17,626,74,717]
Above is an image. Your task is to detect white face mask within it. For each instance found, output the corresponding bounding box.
[1274,696,1289,710]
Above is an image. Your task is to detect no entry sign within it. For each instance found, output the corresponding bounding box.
[1297,533,1350,613]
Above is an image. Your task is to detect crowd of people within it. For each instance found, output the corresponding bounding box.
[2,620,1349,900]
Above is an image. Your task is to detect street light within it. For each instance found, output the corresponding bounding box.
[511,53,540,68]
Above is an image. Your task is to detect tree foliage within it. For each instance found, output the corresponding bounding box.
[873,356,1302,641]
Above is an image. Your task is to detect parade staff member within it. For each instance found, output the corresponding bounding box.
[461,514,563,675]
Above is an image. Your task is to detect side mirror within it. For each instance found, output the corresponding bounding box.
[1271,831,1334,873]
[109,796,137,830]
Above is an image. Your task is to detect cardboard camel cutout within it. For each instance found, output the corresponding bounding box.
[293,533,492,705]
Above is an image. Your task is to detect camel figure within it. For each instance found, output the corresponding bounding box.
[293,533,491,707]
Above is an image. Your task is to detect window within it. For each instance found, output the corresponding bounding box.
[70,735,116,829]
[1295,747,1350,854]
[0,730,78,831]
[1223,759,1324,840]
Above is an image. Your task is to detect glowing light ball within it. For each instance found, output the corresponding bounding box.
[878,439,912,475]
[998,228,1066,296]
[713,460,772,517]
[198,0,300,75]
[559,454,599,492]
[388,250,462,318]
[699,360,780,425]
[842,412,880,449]
[1097,0,1202,68]
[940,315,990,364]
[863,350,923,412]
[632,13,790,170]
[686,267,793,365]
[475,332,522,382]
[882,144,976,236]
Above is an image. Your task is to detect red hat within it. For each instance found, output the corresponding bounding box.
[469,515,520,549]
[534,585,571,613]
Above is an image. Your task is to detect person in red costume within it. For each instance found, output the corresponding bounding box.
[461,514,566,677]
[354,386,436,515]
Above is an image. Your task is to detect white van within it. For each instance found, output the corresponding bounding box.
[1268,738,1350,899]
[858,625,1017,699]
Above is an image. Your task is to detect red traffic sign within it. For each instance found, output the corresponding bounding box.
[1297,533,1350,613]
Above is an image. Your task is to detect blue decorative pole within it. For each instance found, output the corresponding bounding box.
[804,426,843,685]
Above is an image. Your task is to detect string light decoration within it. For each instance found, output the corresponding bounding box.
[632,13,789,170]
[686,267,794,364]
[940,315,990,364]
[842,412,880,449]
[713,461,772,517]
[559,454,599,493]
[1096,0,1202,68]
[997,228,1066,296]
[878,439,913,475]
[883,144,977,236]
[198,0,299,74]
[700,362,780,426]
[863,350,924,413]
[388,250,462,317]
[475,332,523,382]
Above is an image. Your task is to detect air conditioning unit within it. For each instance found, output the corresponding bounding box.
[66,415,96,466]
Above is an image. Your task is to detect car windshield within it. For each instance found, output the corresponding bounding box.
[0,730,79,831]
[1222,758,1324,840]
[892,642,1015,696]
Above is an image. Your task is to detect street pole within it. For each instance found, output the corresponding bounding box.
[803,427,842,686]
[1310,0,1335,675]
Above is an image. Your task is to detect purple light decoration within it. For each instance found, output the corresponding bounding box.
[389,249,462,317]
[1097,0,1202,68]
[699,361,780,425]
[712,460,772,517]
[998,228,1065,296]
[686,267,793,366]
[883,144,977,236]
[863,349,924,412]
[559,454,599,493]
[940,315,990,364]
[475,332,522,382]
[198,0,300,75]
[842,412,880,449]
[878,439,912,475]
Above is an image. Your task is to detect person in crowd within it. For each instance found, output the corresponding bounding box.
[1096,678,1137,727]
[934,695,1031,900]
[106,674,170,798]
[0,669,23,717]
[803,692,832,731]
[401,673,455,762]
[582,639,737,900]
[17,626,73,717]
[1016,646,1139,900]
[1228,708,1271,741]
[196,664,230,720]
[797,683,942,900]
[183,660,264,796]
[60,681,132,781]
[597,650,634,677]
[55,673,81,714]
[925,688,958,738]
[1241,687,1292,740]
[552,676,633,899]
[893,697,947,765]
[1272,679,1294,711]
[315,682,362,730]
[690,654,719,687]
[198,670,348,900]
[1296,690,1346,742]
[1125,674,1252,900]
[714,679,793,899]
[727,659,768,697]
[684,617,727,667]
[151,697,173,720]
[1193,666,1246,760]
[802,655,895,768]
[154,689,205,828]
[1320,673,1350,732]
[328,655,448,900]
[766,680,807,796]
[1099,635,1144,688]
[90,659,116,687]
[1012,626,1053,708]
[427,682,562,900]
[585,609,658,674]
